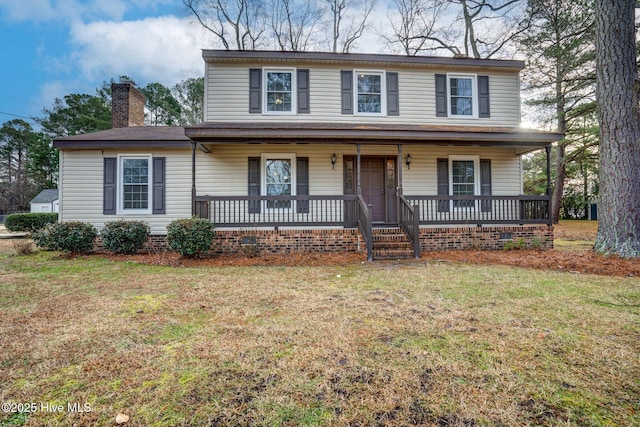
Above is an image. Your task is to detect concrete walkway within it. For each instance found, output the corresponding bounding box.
[0,225,28,239]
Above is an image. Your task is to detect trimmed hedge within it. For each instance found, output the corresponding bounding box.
[166,217,214,257]
[33,221,97,254]
[5,213,58,232]
[101,220,150,254]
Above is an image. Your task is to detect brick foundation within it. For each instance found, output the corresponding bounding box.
[211,228,363,255]
[419,225,554,251]
[95,225,553,255]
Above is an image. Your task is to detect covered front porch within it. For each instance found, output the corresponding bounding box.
[185,123,561,260]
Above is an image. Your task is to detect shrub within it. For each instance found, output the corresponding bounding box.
[5,213,58,232]
[33,221,97,254]
[101,220,150,254]
[166,217,214,257]
[13,240,36,255]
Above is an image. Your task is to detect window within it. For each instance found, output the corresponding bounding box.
[120,156,151,213]
[448,74,477,118]
[263,155,294,209]
[265,70,294,113]
[449,156,479,209]
[356,72,385,114]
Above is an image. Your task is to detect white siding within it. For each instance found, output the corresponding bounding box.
[60,149,194,234]
[196,144,522,196]
[60,145,523,232]
[206,64,521,127]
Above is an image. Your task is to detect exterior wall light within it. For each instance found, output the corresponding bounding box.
[331,153,337,169]
[405,154,412,169]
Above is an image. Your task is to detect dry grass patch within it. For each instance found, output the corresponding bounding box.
[0,244,639,426]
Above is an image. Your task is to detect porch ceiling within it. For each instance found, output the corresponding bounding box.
[184,122,562,152]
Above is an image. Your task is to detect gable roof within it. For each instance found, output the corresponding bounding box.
[53,126,190,149]
[202,50,526,73]
[31,189,59,204]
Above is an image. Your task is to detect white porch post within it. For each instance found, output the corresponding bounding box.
[356,143,362,195]
[191,141,196,216]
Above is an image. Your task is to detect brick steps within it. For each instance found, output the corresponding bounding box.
[372,227,416,260]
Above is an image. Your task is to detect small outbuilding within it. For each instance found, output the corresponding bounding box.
[30,189,59,213]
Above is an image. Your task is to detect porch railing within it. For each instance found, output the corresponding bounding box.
[357,195,373,262]
[195,195,358,228]
[196,195,550,227]
[404,195,551,226]
[399,195,420,258]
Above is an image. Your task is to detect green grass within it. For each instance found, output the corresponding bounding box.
[0,242,638,426]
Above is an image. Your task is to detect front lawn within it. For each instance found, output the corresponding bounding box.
[0,239,638,426]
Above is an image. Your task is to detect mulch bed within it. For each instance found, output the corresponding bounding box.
[99,249,640,277]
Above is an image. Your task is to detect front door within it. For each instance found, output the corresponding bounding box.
[361,157,386,222]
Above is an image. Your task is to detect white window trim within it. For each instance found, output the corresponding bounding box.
[449,155,480,211]
[354,70,386,116]
[447,73,478,119]
[263,68,296,115]
[117,154,152,214]
[261,153,296,211]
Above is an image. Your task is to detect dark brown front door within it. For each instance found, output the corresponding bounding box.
[361,157,386,223]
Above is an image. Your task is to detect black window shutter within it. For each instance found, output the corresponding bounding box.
[386,72,399,116]
[437,158,449,212]
[478,75,490,118]
[435,74,448,117]
[480,159,492,212]
[341,70,353,114]
[248,157,261,214]
[152,157,166,214]
[103,157,117,215]
[297,69,310,114]
[296,157,309,213]
[249,69,262,113]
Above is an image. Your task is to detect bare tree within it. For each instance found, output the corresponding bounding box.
[325,0,376,53]
[384,0,528,58]
[183,0,267,50]
[382,0,451,56]
[593,0,640,257]
[269,0,324,51]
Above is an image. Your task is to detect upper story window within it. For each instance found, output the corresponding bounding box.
[356,72,384,114]
[435,74,489,119]
[448,74,476,118]
[265,70,294,113]
[355,71,385,115]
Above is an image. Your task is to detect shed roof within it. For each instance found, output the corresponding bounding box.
[31,189,59,204]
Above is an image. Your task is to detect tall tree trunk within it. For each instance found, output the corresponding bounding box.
[593,0,640,257]
[551,142,566,223]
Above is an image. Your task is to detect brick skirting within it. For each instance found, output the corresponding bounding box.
[95,225,553,255]
[211,228,363,255]
[419,225,554,251]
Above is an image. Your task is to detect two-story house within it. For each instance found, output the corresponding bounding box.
[54,50,562,260]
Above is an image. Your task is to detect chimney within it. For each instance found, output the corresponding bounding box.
[111,82,146,128]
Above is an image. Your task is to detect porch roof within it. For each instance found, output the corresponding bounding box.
[185,122,563,150]
[53,126,190,149]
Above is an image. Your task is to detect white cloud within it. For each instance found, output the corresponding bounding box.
[69,16,207,87]
[0,0,174,24]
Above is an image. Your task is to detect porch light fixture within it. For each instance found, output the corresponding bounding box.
[405,154,412,169]
[331,153,337,169]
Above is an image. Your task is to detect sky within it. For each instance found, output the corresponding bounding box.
[0,0,393,127]
[0,0,213,124]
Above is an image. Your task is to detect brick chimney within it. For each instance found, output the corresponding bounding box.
[111,82,146,128]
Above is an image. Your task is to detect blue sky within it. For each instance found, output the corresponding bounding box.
[0,0,210,124]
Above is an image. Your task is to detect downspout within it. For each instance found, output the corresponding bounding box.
[546,145,552,226]
[191,141,196,217]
